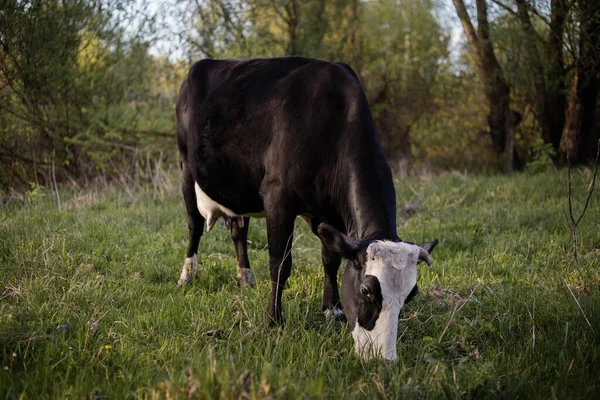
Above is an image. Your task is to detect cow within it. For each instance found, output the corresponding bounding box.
[176,57,438,360]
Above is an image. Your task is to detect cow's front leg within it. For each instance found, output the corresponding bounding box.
[228,216,255,287]
[321,245,345,320]
[265,213,295,325]
[178,162,205,286]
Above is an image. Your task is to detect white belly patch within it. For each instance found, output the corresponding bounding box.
[194,182,265,232]
[194,182,314,232]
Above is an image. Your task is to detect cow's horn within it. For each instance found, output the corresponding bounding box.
[418,247,432,266]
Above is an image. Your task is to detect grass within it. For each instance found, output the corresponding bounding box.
[1,169,599,399]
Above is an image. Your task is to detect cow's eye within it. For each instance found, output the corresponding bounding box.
[361,285,373,301]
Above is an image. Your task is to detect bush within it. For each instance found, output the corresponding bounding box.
[526,138,556,173]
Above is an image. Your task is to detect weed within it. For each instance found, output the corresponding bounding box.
[526,138,556,174]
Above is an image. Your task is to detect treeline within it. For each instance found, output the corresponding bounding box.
[1,0,599,189]
[452,0,600,171]
[0,0,186,189]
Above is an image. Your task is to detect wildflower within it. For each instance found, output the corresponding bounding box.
[104,345,112,350]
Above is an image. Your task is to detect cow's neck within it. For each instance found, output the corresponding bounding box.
[342,148,399,242]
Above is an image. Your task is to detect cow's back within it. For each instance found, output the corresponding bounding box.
[177,59,237,161]
[183,57,388,231]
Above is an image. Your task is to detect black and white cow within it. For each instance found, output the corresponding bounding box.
[176,57,438,360]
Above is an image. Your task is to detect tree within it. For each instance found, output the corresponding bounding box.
[0,0,96,184]
[492,0,599,165]
[247,0,341,58]
[361,0,449,170]
[511,0,567,153]
[452,0,522,171]
[186,0,254,59]
[559,0,600,163]
[0,0,163,188]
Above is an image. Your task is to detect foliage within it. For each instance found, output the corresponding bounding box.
[179,0,451,169]
[1,171,599,398]
[0,0,177,188]
[411,67,495,172]
[360,0,450,164]
[526,138,556,173]
[1,0,600,188]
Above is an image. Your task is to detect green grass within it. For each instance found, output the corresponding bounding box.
[1,170,599,399]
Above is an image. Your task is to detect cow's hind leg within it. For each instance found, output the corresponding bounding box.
[321,245,345,321]
[178,162,205,286]
[228,216,255,287]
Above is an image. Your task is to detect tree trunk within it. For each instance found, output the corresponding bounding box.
[576,0,600,162]
[504,109,522,172]
[558,0,600,164]
[516,0,552,150]
[546,0,568,150]
[281,0,301,55]
[560,70,600,165]
[559,75,581,162]
[348,0,362,75]
[452,0,521,170]
[578,78,600,161]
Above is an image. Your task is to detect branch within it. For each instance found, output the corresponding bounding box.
[515,0,577,61]
[269,0,293,26]
[490,0,576,61]
[565,139,599,266]
[476,0,491,42]
[127,129,173,139]
[575,140,599,226]
[0,145,52,166]
[564,279,594,331]
[514,0,545,44]
[439,283,480,341]
[490,0,518,18]
[513,0,551,26]
[452,0,479,46]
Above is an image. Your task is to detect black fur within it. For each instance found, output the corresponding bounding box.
[177,57,408,324]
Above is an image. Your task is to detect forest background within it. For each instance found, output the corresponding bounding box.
[1,0,599,190]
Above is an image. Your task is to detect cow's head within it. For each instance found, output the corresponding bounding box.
[318,223,437,361]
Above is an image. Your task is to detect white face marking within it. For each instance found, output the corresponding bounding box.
[352,241,421,360]
[178,254,198,286]
[194,182,265,232]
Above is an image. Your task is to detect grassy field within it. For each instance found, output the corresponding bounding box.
[1,170,599,399]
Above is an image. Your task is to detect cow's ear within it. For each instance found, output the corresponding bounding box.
[418,239,438,254]
[318,223,360,260]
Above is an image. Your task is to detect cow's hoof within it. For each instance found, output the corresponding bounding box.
[176,277,192,287]
[324,307,346,322]
[267,310,284,327]
[177,255,198,287]
[237,268,256,288]
[268,318,284,328]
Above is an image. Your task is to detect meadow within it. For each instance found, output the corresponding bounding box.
[1,170,599,399]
